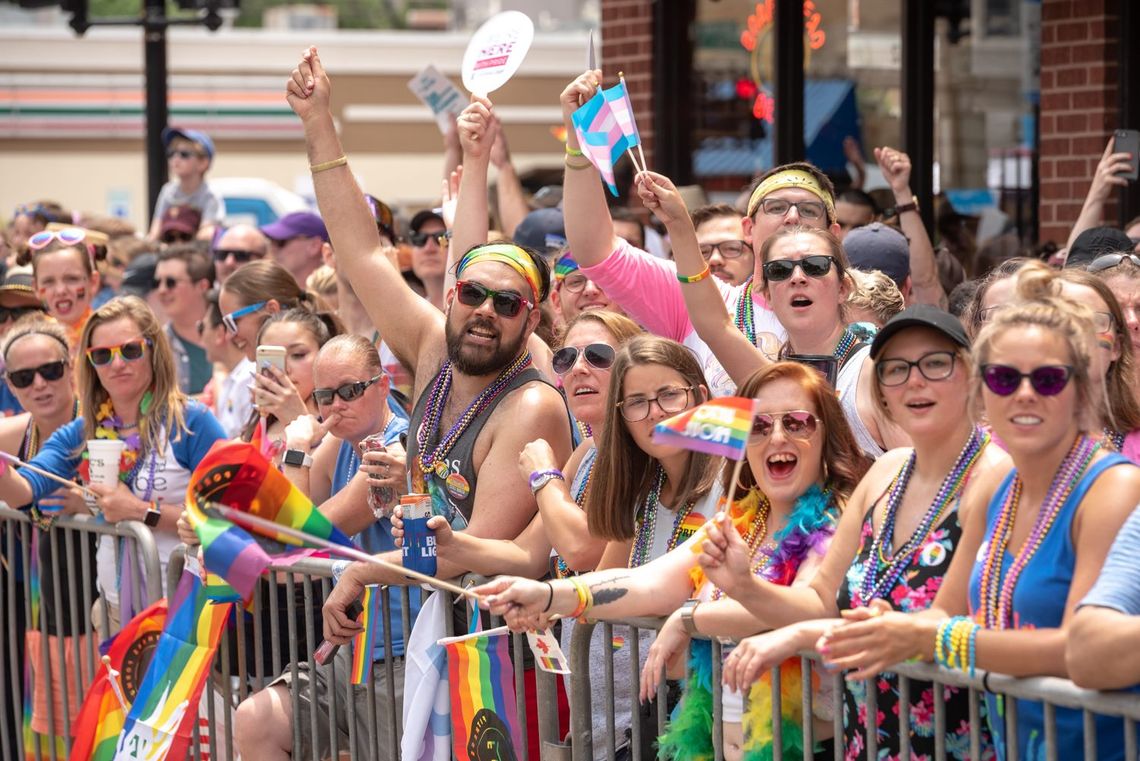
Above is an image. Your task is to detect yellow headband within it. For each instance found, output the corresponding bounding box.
[456,243,543,302]
[746,169,835,220]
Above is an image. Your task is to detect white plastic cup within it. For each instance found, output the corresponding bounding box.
[86,439,126,485]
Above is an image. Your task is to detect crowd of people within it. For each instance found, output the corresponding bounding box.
[5,42,1140,761]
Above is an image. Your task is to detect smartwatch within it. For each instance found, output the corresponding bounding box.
[283,449,314,468]
[143,503,162,527]
[680,599,701,637]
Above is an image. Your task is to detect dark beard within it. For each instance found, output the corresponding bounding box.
[445,312,527,376]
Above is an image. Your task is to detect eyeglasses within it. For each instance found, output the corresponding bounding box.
[28,228,87,252]
[313,374,383,406]
[1092,311,1115,334]
[1088,253,1140,273]
[980,364,1074,397]
[454,280,533,318]
[222,301,267,333]
[616,385,693,422]
[153,276,189,290]
[0,306,43,324]
[86,339,150,367]
[213,248,264,264]
[762,255,836,282]
[698,240,750,260]
[750,410,819,439]
[410,230,451,247]
[6,360,66,389]
[876,351,958,387]
[758,198,826,221]
[552,343,616,376]
[560,273,593,294]
[161,231,194,245]
[166,149,203,160]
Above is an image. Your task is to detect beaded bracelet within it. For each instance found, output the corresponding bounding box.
[310,155,348,174]
[967,620,979,677]
[677,266,711,284]
[564,156,593,171]
[565,145,584,157]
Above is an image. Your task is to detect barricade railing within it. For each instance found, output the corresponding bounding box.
[0,504,163,761]
[568,615,1140,761]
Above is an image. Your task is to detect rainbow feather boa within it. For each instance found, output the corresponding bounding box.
[660,485,838,761]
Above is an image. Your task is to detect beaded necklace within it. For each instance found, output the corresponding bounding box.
[711,494,772,600]
[1104,427,1125,453]
[732,278,757,346]
[855,427,988,606]
[554,448,597,579]
[575,419,593,442]
[627,465,695,568]
[416,352,533,481]
[978,435,1100,629]
[779,326,862,368]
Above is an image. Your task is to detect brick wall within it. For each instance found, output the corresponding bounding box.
[1038,0,1120,244]
[600,0,654,167]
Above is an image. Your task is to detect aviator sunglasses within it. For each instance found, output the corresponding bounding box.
[313,375,383,406]
[7,360,66,389]
[454,280,533,318]
[86,339,150,367]
[980,364,1074,397]
[762,254,836,282]
[551,343,616,376]
[751,410,819,439]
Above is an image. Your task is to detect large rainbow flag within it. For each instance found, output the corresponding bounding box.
[440,628,521,761]
[652,397,759,461]
[185,440,355,601]
[68,601,168,761]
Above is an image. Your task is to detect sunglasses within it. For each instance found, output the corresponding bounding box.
[7,360,66,389]
[86,339,150,367]
[28,228,87,252]
[980,364,1074,397]
[153,276,189,290]
[762,254,836,282]
[222,301,267,333]
[161,231,194,245]
[750,410,819,439]
[454,280,532,318]
[313,374,383,406]
[1088,253,1140,273]
[410,230,451,247]
[552,343,616,376]
[213,248,263,264]
[876,351,957,387]
[0,306,43,323]
[698,240,750,260]
[167,149,203,160]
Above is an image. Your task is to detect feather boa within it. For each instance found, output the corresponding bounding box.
[660,484,838,761]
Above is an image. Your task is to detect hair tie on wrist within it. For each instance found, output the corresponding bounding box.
[677,266,711,284]
[542,581,554,613]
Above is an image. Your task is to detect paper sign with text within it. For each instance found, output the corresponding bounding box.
[407,65,466,134]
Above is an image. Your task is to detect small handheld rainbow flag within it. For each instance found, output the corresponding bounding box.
[652,397,759,461]
[351,585,383,685]
[439,627,522,761]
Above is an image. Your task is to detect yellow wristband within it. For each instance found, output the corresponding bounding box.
[677,266,711,284]
[565,145,584,157]
[310,155,348,174]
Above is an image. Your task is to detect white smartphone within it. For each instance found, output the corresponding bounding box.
[256,345,287,374]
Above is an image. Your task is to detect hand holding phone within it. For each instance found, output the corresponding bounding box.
[1114,129,1140,181]
[256,345,287,374]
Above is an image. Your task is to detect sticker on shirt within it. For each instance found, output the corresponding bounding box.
[675,512,707,545]
[919,541,947,568]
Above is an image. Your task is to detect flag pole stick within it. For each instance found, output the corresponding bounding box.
[723,457,747,514]
[626,148,645,175]
[636,143,649,175]
[214,506,484,601]
[618,71,649,174]
[0,451,99,500]
[101,656,131,713]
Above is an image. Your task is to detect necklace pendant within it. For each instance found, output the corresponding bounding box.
[434,460,451,479]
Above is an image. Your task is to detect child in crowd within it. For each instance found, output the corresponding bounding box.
[147,127,224,242]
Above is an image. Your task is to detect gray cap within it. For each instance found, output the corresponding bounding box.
[843,222,910,287]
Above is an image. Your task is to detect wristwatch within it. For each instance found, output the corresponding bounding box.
[885,195,920,217]
[143,503,162,527]
[282,449,314,468]
[529,468,564,495]
[680,599,701,637]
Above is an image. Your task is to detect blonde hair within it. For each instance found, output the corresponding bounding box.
[846,269,905,326]
[556,309,643,349]
[76,296,188,453]
[2,318,71,362]
[306,265,338,300]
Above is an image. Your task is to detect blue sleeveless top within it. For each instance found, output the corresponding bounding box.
[968,452,1136,761]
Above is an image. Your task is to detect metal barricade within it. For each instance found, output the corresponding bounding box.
[0,505,163,761]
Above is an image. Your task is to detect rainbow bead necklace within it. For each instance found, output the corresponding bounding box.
[416,352,533,479]
[978,434,1100,629]
[856,427,988,606]
[732,278,757,346]
[628,465,695,568]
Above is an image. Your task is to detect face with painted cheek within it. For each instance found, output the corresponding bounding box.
[1059,281,1119,381]
[1101,274,1140,357]
[35,249,98,327]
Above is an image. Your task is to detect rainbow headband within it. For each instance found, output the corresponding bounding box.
[553,253,579,282]
[456,243,543,301]
[746,169,835,220]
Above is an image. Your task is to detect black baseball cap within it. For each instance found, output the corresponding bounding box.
[870,304,969,359]
[1066,226,1134,269]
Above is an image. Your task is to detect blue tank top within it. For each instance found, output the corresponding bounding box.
[968,452,1137,761]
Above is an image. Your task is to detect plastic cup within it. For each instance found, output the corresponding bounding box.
[400,494,437,576]
[86,439,126,485]
[361,433,398,518]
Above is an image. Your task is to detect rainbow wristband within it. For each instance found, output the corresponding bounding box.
[677,266,712,284]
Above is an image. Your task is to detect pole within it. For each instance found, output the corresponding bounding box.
[144,0,168,226]
[774,0,805,165]
[902,0,935,236]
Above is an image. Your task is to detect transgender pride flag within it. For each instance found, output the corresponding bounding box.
[570,80,642,196]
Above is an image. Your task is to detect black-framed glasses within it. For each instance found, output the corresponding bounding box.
[750,410,819,439]
[0,306,43,324]
[6,360,66,389]
[86,339,150,367]
[758,198,826,221]
[560,273,592,294]
[212,248,263,264]
[762,255,836,282]
[454,280,533,318]
[698,240,750,260]
[980,364,1074,397]
[616,385,693,422]
[1088,253,1140,273]
[313,374,383,406]
[410,230,451,247]
[876,351,958,387]
[552,343,616,376]
[166,149,203,160]
[1092,311,1115,334]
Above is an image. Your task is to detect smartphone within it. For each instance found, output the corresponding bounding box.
[256,345,287,374]
[313,599,364,665]
[1115,129,1140,180]
[786,353,838,388]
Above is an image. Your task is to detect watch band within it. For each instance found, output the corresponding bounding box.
[283,449,314,468]
[528,468,564,495]
[680,599,701,637]
[143,503,162,527]
[889,195,920,216]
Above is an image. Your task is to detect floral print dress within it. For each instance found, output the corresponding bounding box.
[836,504,993,761]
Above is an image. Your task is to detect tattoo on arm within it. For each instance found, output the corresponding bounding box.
[590,575,632,606]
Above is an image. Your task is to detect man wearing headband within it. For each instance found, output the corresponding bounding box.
[238,50,574,761]
[549,252,622,323]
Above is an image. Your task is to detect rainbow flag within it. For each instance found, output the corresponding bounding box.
[350,585,383,685]
[68,601,168,761]
[114,566,233,761]
[440,628,522,761]
[186,440,355,601]
[652,397,759,461]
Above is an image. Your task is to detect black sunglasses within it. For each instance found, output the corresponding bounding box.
[161,231,194,245]
[980,364,1074,397]
[313,374,383,406]
[212,248,263,264]
[0,306,43,323]
[7,360,66,389]
[762,254,836,282]
[153,276,188,290]
[166,149,202,160]
[410,230,451,247]
[552,343,617,376]
[454,280,533,318]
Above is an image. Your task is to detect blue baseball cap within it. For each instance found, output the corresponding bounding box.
[161,126,215,161]
[260,211,329,243]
